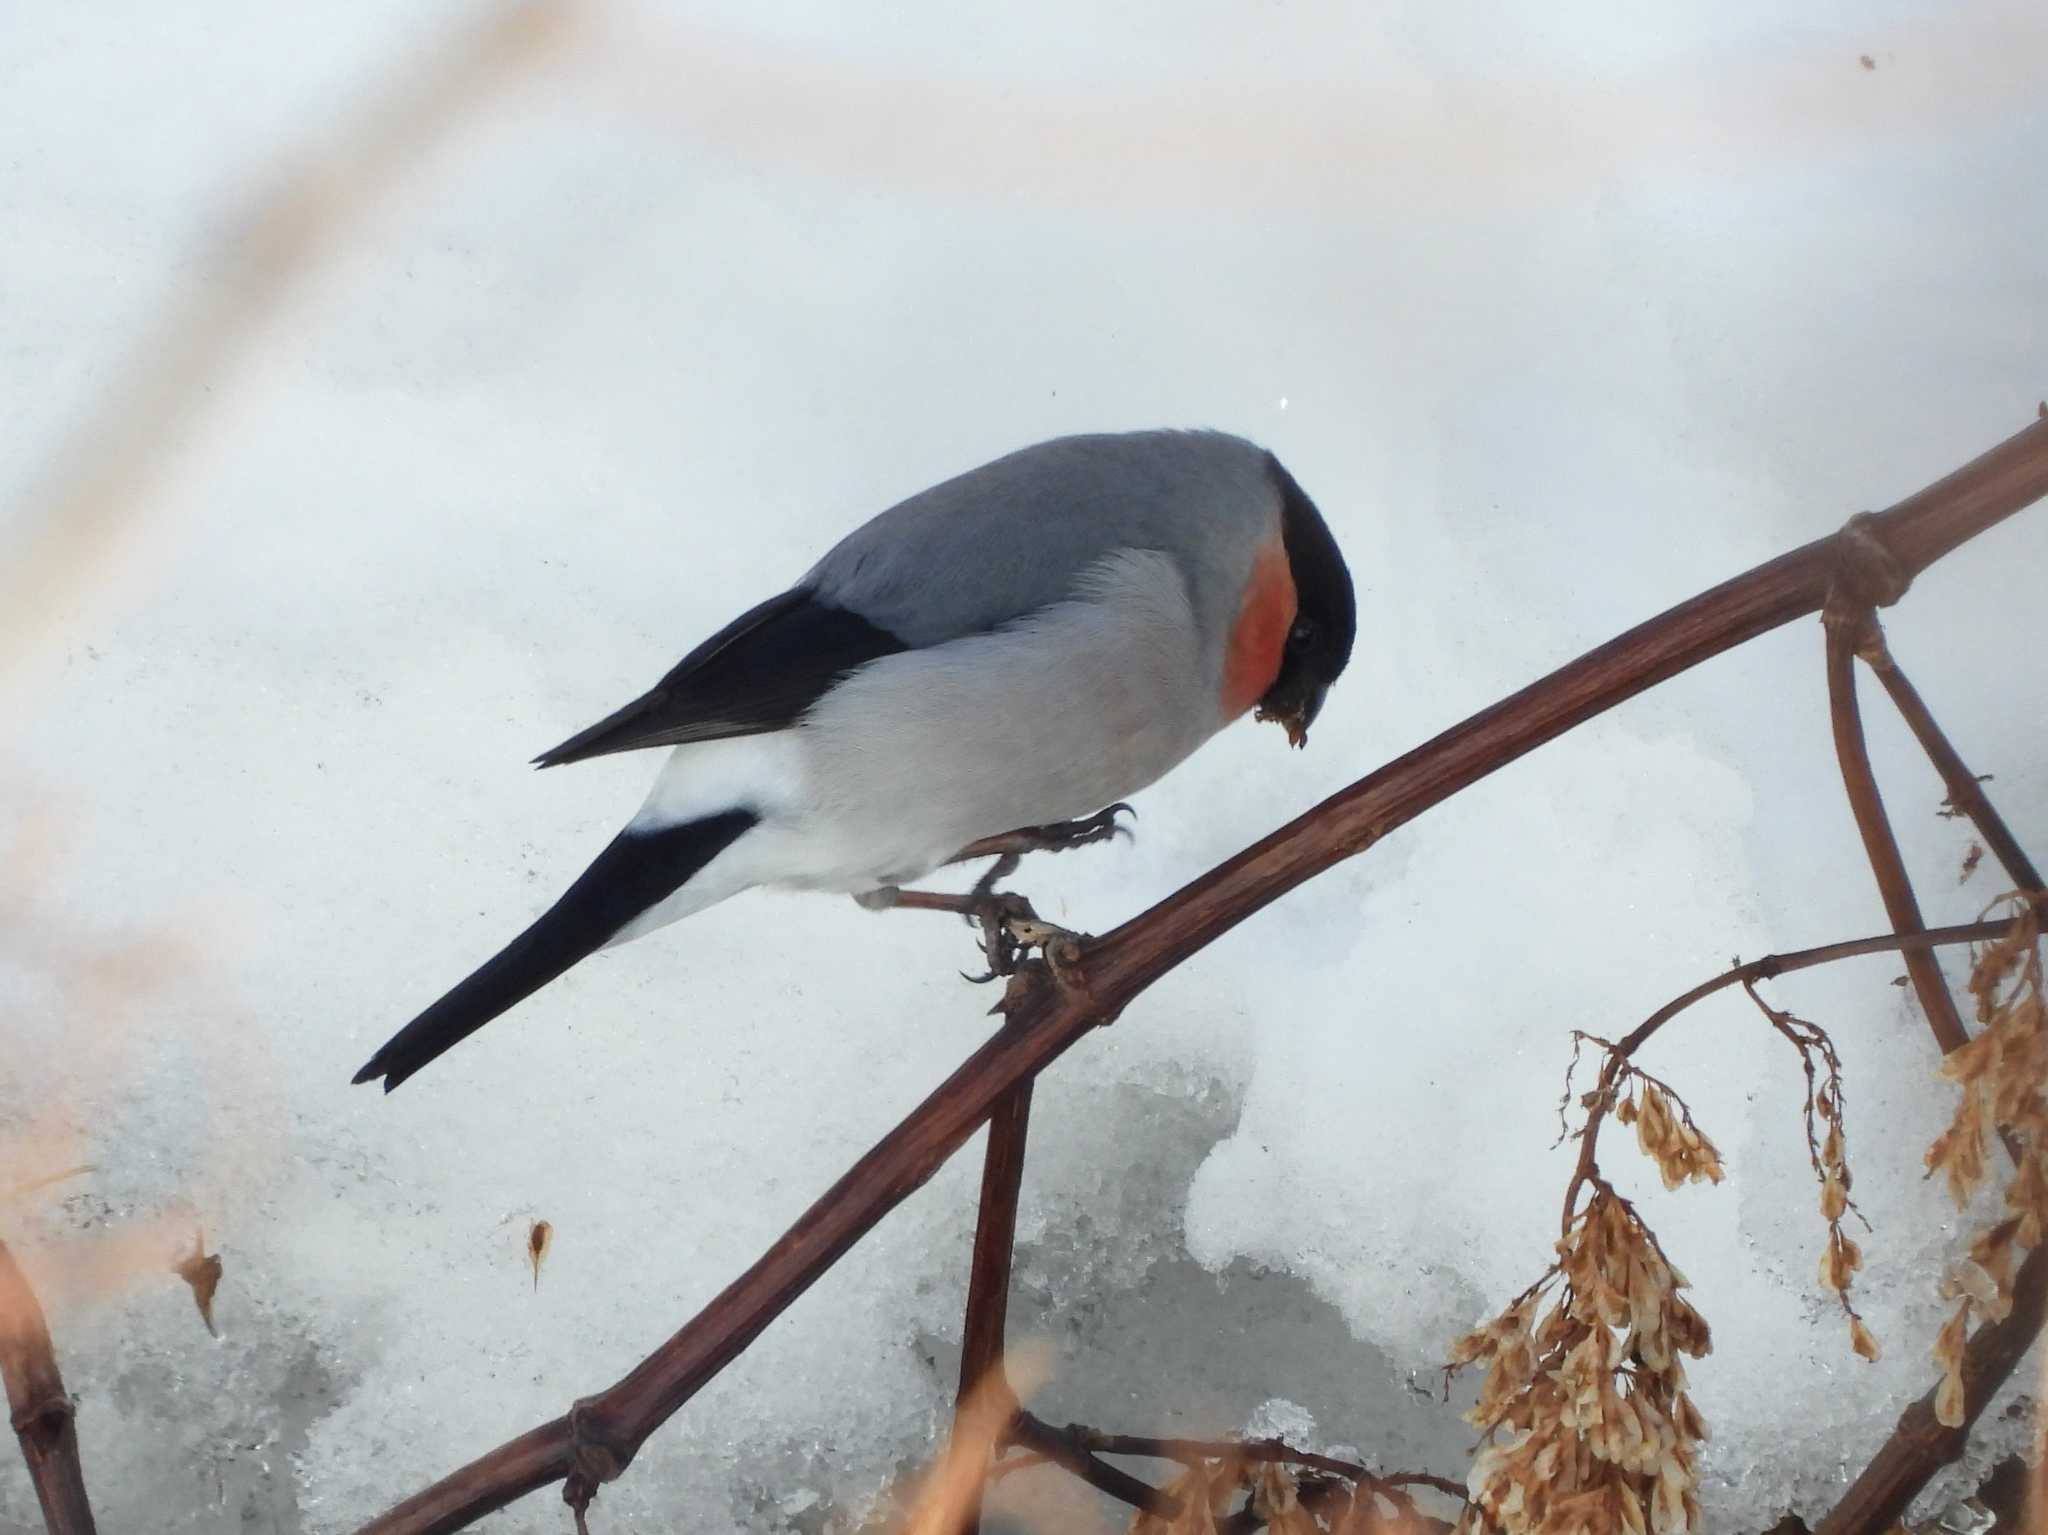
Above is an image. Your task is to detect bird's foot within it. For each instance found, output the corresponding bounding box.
[857,852,1081,982]
[949,802,1135,865]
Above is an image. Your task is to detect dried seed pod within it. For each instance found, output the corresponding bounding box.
[1820,1173,1848,1222]
[172,1228,224,1337]
[527,1219,553,1290]
[1941,1258,2001,1310]
[1932,1302,1970,1375]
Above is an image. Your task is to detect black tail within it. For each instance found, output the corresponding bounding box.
[352,810,757,1092]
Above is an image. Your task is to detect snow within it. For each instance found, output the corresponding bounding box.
[2,2,2044,1531]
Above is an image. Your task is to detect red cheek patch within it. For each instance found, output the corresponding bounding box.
[1221,537,1297,719]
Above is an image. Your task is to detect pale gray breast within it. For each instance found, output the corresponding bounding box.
[805,430,1280,657]
[794,548,1219,874]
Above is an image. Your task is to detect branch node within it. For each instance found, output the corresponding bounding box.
[565,1396,636,1486]
[8,1388,75,1445]
[1829,511,1912,612]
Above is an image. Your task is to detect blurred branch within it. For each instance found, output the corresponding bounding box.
[0,1168,94,1208]
[0,0,575,687]
[356,416,2048,1534]
[0,1239,97,1535]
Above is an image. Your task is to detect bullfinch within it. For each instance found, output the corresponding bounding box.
[352,429,1355,1090]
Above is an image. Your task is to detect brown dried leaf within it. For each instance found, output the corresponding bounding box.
[2006,1156,2047,1247]
[527,1218,553,1291]
[1449,1320,1500,1367]
[1926,1096,1989,1208]
[1820,1173,1848,1223]
[1932,1302,1970,1375]
[1249,1464,1320,1535]
[1940,1258,2001,1312]
[1819,1244,1847,1294]
[171,1227,223,1337]
[1130,1459,1234,1535]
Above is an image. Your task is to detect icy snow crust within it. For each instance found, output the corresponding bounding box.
[2,2,2044,1530]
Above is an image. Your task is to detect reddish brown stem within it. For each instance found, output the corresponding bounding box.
[954,1080,1034,1535]
[1859,632,2046,897]
[356,417,2048,1534]
[1815,1241,2048,1535]
[1823,610,1970,1054]
[0,1240,97,1535]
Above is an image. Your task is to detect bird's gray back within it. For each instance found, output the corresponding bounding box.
[805,430,1280,648]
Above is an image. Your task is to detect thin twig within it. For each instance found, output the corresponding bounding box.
[954,1079,1034,1535]
[1857,629,2046,897]
[1561,917,2020,1230]
[355,417,2048,1534]
[1822,606,1970,1054]
[0,1239,98,1535]
[0,1,576,687]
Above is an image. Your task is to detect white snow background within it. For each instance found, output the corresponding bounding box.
[2,2,2044,1531]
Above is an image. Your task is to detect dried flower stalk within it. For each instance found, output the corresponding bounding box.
[1451,1177,1712,1535]
[1925,896,2047,1427]
[1738,983,1878,1358]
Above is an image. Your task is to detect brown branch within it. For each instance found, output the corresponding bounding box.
[355,415,2048,1534]
[0,1240,97,1535]
[1002,1412,1465,1529]
[1004,1412,1179,1520]
[954,1079,1035,1535]
[1814,1240,2048,1535]
[1857,629,2046,897]
[1822,607,1970,1054]
[1059,1422,1467,1504]
[1561,917,2021,1229]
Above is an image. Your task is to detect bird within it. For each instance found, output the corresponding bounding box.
[351,429,1355,1091]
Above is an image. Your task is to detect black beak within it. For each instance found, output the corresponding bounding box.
[1298,682,1329,741]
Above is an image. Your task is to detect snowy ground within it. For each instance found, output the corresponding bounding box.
[2,3,2044,1531]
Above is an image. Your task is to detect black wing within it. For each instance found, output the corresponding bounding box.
[532,588,908,768]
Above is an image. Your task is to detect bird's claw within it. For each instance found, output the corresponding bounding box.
[951,803,1137,866]
[1015,801,1135,855]
[959,890,1072,982]
[869,838,1092,986]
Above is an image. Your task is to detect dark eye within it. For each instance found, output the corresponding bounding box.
[1290,618,1316,646]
